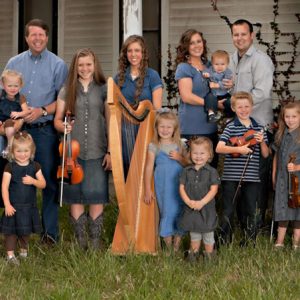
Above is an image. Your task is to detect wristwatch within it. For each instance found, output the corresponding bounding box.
[41,106,48,116]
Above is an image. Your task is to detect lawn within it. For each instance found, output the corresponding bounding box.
[0,189,299,299]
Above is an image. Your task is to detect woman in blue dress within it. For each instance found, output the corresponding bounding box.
[114,35,163,175]
[175,29,229,167]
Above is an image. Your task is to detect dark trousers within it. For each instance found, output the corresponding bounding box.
[204,92,234,118]
[220,180,261,242]
[26,124,60,241]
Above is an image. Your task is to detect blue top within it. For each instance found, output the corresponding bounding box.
[5,49,68,123]
[175,62,217,135]
[205,66,233,97]
[114,67,162,105]
[219,117,268,182]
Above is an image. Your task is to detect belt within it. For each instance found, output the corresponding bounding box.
[23,120,53,129]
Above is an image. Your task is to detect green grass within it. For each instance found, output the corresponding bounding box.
[0,197,299,299]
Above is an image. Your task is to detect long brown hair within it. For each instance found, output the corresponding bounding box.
[65,48,106,114]
[175,29,208,66]
[117,35,149,105]
[275,101,300,146]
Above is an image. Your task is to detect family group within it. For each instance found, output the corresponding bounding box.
[0,18,299,265]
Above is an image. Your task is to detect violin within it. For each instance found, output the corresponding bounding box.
[228,129,260,158]
[57,112,84,185]
[288,153,300,208]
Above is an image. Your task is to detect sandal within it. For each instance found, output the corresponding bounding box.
[274,243,284,249]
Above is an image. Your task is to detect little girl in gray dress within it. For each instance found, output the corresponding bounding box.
[273,101,300,250]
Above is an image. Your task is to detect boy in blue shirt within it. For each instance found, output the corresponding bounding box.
[216,92,269,245]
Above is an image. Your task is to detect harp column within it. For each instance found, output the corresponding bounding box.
[123,0,142,40]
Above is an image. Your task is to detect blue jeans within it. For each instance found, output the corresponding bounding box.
[204,92,234,118]
[26,124,60,241]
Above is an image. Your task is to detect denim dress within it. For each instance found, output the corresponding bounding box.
[152,144,184,237]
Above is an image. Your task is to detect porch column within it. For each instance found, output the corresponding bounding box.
[123,0,142,41]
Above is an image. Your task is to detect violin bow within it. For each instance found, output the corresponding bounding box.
[59,115,68,207]
[232,152,253,204]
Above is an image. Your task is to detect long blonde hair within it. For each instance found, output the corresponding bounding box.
[275,101,300,146]
[152,109,182,151]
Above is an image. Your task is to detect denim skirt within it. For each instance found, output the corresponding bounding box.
[61,157,109,204]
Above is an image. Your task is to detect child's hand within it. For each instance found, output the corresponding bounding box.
[22,175,35,185]
[287,163,298,173]
[209,82,219,89]
[10,111,20,119]
[254,131,264,144]
[202,72,210,78]
[63,120,74,134]
[144,190,154,205]
[239,143,253,155]
[169,150,181,161]
[5,204,16,216]
[192,200,205,211]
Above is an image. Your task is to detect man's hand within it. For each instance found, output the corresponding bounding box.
[24,107,43,123]
[222,78,234,90]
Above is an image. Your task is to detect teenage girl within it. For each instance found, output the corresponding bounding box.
[54,48,111,250]
[144,109,187,251]
[273,101,300,250]
[1,131,46,264]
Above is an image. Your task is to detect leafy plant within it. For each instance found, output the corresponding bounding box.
[162,44,179,110]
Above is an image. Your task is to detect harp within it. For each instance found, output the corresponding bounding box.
[107,77,159,254]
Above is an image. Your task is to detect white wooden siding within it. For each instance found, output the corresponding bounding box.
[163,0,300,102]
[60,0,115,77]
[0,0,16,73]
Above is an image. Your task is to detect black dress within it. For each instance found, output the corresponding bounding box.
[0,90,22,122]
[0,161,42,235]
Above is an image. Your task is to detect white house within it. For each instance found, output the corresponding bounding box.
[0,0,299,102]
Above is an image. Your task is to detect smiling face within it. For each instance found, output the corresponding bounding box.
[2,75,22,99]
[13,142,32,166]
[157,118,175,142]
[284,107,300,132]
[25,25,48,56]
[190,143,211,168]
[232,23,254,56]
[188,33,204,59]
[77,55,95,82]
[127,41,143,69]
[232,98,253,122]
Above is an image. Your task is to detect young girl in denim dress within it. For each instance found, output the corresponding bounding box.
[144,109,187,252]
